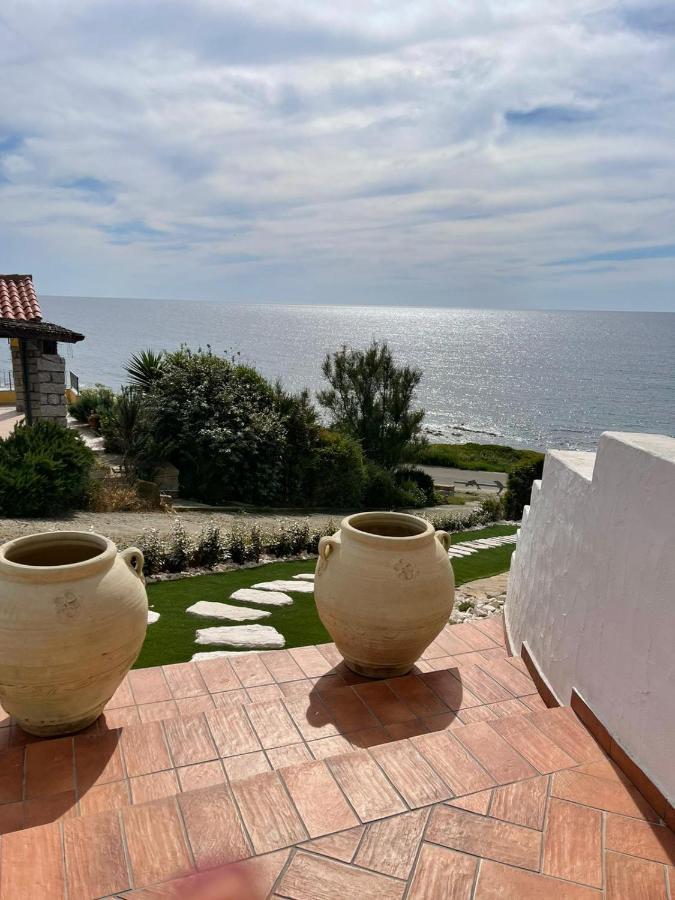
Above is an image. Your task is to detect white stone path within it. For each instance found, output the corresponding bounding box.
[447,533,517,558]
[186,601,270,621]
[251,579,314,593]
[230,588,293,606]
[195,624,285,648]
[147,610,160,624]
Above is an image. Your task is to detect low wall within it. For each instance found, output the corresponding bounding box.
[506,432,675,801]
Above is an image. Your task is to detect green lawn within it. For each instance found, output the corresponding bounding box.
[135,524,518,668]
[416,441,543,473]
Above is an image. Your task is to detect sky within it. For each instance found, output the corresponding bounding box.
[0,1,674,311]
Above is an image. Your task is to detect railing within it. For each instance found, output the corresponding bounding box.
[69,371,79,392]
[1,370,13,390]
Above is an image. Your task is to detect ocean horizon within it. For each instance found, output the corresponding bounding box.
[5,297,673,454]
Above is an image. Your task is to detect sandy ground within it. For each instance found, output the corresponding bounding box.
[0,503,480,545]
[420,465,508,493]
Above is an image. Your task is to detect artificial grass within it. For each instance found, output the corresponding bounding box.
[416,441,544,473]
[135,525,518,668]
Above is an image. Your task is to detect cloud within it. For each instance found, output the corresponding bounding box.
[0,1,673,309]
[546,244,675,266]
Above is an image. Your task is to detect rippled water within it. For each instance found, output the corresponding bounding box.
[14,298,675,451]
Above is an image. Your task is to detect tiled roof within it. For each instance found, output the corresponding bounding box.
[0,274,41,321]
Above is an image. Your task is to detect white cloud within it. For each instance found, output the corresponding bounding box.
[0,0,674,309]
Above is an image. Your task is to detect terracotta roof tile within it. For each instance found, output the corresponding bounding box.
[0,274,41,321]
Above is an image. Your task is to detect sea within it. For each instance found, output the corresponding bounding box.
[6,298,674,453]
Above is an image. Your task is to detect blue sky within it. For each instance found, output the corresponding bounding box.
[0,1,674,310]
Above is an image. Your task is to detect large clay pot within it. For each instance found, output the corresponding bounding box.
[0,531,148,735]
[314,512,455,678]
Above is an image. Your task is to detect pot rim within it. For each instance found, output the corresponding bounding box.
[0,531,117,581]
[340,511,434,546]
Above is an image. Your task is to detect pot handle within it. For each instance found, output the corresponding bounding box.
[435,530,451,552]
[318,536,337,565]
[121,547,145,579]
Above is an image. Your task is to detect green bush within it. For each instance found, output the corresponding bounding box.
[0,421,95,517]
[136,529,168,576]
[479,495,505,521]
[67,384,116,424]
[362,463,400,508]
[311,430,366,508]
[503,459,544,519]
[394,466,435,505]
[192,525,223,568]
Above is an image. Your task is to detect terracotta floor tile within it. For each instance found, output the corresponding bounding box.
[247,683,284,702]
[263,649,307,683]
[162,662,207,699]
[447,789,493,814]
[320,688,380,733]
[211,688,249,708]
[457,705,501,725]
[231,771,307,853]
[240,849,291,897]
[78,780,131,816]
[453,722,538,783]
[475,859,601,899]
[0,801,24,834]
[426,655,463,671]
[267,743,313,769]
[427,805,541,870]
[307,734,353,759]
[422,711,468,733]
[0,821,65,899]
[471,614,506,646]
[407,843,477,899]
[299,826,365,863]
[138,699,179,724]
[355,808,428,879]
[25,737,74,799]
[64,809,130,898]
[315,642,343,666]
[453,622,500,651]
[174,694,215,717]
[128,667,172,704]
[290,646,334,678]
[205,705,261,757]
[490,776,548,829]
[422,639,449,659]
[520,692,549,711]
[354,682,417,725]
[246,698,302,749]
[453,665,514,704]
[121,721,172,777]
[605,849,668,899]
[23,790,77,828]
[130,769,180,804]
[543,797,602,887]
[106,678,134,709]
[327,749,406,822]
[552,770,659,822]
[74,729,124,791]
[277,851,405,900]
[605,814,675,864]
[433,627,475,656]
[527,708,605,763]
[346,726,392,749]
[421,670,482,711]
[230,653,274,687]
[178,784,251,868]
[177,760,225,792]
[281,759,359,837]
[163,714,217,767]
[123,798,194,886]
[195,657,241,693]
[7,726,39,748]
[101,706,141,729]
[490,716,576,773]
[370,741,451,807]
[0,746,25,804]
[222,751,271,781]
[413,730,496,795]
[477,658,535,696]
[279,678,315,699]
[313,672,350,692]
[385,720,430,741]
[575,758,632,784]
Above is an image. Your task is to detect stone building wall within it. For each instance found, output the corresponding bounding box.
[10,339,67,425]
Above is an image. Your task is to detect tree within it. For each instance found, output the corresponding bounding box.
[318,341,425,468]
[124,350,165,392]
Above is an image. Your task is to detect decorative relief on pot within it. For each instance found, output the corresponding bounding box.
[393,558,418,582]
[54,591,80,621]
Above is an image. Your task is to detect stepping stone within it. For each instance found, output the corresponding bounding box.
[186,601,270,622]
[230,588,293,607]
[147,610,160,624]
[192,650,260,661]
[293,573,315,581]
[195,624,285,649]
[251,579,314,593]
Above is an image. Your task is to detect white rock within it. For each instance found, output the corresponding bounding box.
[251,579,314,593]
[195,624,285,648]
[230,588,293,606]
[192,650,260,661]
[293,573,315,581]
[147,610,160,624]
[186,601,270,621]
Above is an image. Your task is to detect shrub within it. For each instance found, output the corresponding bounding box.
[136,529,168,576]
[415,442,544,474]
[125,349,165,392]
[87,479,142,512]
[394,466,435,505]
[226,525,249,564]
[67,384,116,424]
[164,520,193,573]
[0,421,95,517]
[395,480,427,508]
[362,463,400,508]
[503,458,544,519]
[311,430,366,508]
[192,525,223,568]
[479,495,505,521]
[100,388,167,480]
[248,524,263,563]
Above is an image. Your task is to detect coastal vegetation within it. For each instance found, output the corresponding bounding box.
[415,441,544,473]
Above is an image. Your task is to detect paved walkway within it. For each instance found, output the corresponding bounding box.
[421,465,508,494]
[0,406,21,439]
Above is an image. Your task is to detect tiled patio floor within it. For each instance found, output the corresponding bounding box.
[0,615,672,898]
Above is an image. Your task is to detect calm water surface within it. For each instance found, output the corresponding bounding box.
[11,299,674,452]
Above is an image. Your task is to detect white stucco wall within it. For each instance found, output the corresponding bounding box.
[506,432,675,801]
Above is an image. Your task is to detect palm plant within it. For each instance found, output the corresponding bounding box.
[124,349,165,392]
